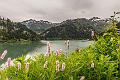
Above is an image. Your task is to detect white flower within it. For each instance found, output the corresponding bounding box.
[0,63,5,70]
[80,76,85,80]
[91,62,95,68]
[91,31,94,37]
[44,61,48,68]
[65,41,67,44]
[67,40,70,49]
[110,37,113,41]
[67,40,70,45]
[56,60,59,72]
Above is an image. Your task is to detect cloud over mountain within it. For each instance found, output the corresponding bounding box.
[0,0,120,22]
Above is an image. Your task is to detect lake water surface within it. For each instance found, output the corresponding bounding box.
[0,40,93,64]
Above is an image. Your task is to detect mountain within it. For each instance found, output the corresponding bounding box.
[0,17,40,41]
[21,19,59,33]
[40,18,109,40]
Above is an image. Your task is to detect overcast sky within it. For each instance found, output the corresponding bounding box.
[0,0,120,22]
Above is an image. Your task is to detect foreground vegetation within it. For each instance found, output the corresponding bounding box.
[0,13,120,80]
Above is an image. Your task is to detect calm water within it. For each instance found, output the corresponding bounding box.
[0,40,93,64]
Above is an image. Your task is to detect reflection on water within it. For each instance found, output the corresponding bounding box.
[0,41,42,64]
[0,40,93,64]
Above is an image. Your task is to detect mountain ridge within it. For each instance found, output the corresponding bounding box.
[39,18,109,40]
[21,19,60,33]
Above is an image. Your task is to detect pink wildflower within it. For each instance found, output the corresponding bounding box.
[59,49,62,53]
[17,62,21,70]
[11,60,15,67]
[4,62,8,69]
[56,49,59,56]
[47,42,51,55]
[7,58,11,67]
[62,62,65,71]
[44,52,48,57]
[56,49,62,56]
[0,49,7,59]
[25,62,29,71]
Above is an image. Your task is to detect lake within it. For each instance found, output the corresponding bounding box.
[0,40,93,64]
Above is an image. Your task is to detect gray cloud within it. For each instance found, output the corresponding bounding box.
[0,0,120,22]
[63,0,94,10]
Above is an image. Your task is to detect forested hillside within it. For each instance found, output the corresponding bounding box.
[0,17,40,42]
